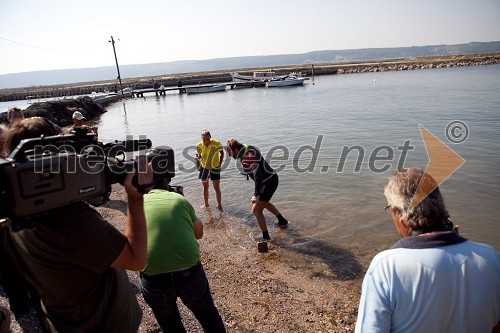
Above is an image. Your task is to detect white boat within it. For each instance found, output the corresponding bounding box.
[90,89,116,101]
[186,84,227,94]
[267,76,306,87]
[230,71,288,83]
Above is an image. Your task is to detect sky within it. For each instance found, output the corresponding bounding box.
[1,0,499,76]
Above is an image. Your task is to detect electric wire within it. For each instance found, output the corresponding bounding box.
[0,35,107,52]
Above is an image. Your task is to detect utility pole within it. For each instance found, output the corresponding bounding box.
[109,36,124,99]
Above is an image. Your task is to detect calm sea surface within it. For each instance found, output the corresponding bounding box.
[2,65,499,267]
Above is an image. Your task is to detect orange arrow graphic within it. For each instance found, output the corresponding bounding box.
[409,125,465,209]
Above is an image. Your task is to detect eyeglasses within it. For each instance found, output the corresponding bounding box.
[384,205,392,214]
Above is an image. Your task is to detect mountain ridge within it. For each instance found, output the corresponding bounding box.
[1,41,499,89]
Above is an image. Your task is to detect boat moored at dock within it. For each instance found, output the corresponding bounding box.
[230,71,288,83]
[185,84,227,94]
[267,75,306,87]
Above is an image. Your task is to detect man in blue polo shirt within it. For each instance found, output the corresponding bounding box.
[356,167,499,333]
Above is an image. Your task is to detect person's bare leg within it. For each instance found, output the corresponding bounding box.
[212,179,223,211]
[201,180,210,208]
[252,201,270,239]
[265,202,288,226]
[264,202,280,216]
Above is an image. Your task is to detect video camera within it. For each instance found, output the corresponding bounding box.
[0,129,175,229]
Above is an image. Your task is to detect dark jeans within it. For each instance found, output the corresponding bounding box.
[140,262,225,333]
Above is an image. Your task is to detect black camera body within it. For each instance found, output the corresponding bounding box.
[0,131,175,228]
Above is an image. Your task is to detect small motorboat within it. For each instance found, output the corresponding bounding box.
[186,84,227,94]
[90,89,115,101]
[267,76,306,87]
[229,71,288,83]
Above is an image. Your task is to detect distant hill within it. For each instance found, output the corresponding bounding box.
[1,41,499,89]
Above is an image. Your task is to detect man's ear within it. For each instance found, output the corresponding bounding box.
[399,216,412,237]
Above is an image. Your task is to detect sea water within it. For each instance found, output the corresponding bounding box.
[2,65,499,267]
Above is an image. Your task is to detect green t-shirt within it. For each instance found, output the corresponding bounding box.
[143,189,200,275]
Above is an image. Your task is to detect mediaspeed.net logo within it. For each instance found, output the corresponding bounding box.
[26,121,468,204]
[410,121,467,209]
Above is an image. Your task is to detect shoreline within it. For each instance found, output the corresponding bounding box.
[102,185,366,332]
[1,52,499,102]
[2,55,498,332]
[1,184,364,332]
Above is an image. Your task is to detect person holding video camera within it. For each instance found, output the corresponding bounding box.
[2,120,46,330]
[0,124,7,156]
[140,148,225,332]
[3,117,152,332]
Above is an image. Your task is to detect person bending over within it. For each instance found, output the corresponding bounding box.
[226,138,288,240]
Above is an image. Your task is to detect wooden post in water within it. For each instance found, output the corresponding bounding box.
[311,64,315,85]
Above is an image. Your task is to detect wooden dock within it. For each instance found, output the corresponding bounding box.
[133,86,186,97]
[132,81,266,97]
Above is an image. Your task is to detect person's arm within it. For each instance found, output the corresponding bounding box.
[355,269,392,333]
[195,144,202,168]
[218,146,224,167]
[111,157,153,271]
[251,166,262,203]
[195,144,202,160]
[193,218,203,239]
[245,150,262,200]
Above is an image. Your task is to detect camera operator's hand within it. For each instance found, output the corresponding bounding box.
[113,155,152,271]
[124,155,154,198]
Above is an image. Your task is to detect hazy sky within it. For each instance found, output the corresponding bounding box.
[1,0,499,75]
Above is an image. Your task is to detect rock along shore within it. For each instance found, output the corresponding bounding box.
[1,52,499,103]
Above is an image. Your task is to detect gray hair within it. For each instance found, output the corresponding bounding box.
[384,167,450,233]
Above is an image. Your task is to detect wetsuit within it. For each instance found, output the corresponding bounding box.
[239,144,278,202]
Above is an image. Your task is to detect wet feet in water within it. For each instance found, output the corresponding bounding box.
[274,220,289,228]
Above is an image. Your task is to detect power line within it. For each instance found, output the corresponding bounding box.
[0,35,106,52]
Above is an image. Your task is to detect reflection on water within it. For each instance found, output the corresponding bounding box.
[96,65,500,263]
[120,102,130,136]
[3,66,499,265]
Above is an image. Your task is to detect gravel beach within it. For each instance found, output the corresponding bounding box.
[1,184,364,333]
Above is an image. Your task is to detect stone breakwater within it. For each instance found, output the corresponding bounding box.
[333,56,500,74]
[307,53,500,76]
[1,53,499,103]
